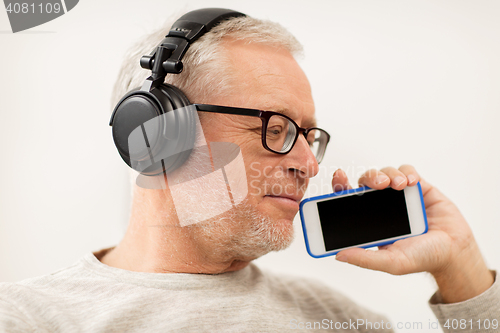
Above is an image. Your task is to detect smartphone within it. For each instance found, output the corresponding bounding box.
[299,182,428,258]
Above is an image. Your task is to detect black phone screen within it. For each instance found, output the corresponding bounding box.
[317,188,411,251]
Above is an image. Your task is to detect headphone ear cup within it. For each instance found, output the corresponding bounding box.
[110,84,196,176]
[110,89,163,172]
[153,84,197,174]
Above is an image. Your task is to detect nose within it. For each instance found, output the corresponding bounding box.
[284,134,319,178]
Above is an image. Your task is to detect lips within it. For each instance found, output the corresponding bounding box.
[264,194,302,203]
[263,195,301,213]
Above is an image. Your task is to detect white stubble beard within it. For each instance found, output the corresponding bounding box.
[189,197,295,260]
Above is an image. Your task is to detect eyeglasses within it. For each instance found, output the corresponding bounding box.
[193,104,330,164]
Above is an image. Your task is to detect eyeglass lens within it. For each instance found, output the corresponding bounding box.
[265,114,327,162]
[265,114,297,153]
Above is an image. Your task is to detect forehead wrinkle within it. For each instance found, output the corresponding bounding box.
[255,73,312,94]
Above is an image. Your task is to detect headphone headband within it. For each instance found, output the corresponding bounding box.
[139,8,246,77]
[169,8,246,42]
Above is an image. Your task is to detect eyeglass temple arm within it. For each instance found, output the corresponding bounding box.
[193,104,262,117]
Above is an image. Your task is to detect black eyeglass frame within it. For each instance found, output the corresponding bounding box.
[193,104,331,163]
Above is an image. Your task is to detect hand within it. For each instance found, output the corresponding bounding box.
[331,165,494,303]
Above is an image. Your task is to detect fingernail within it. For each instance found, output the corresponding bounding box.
[407,174,417,184]
[334,169,345,177]
[375,175,389,185]
[336,255,347,262]
[394,176,406,187]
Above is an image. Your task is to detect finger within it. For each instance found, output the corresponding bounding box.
[335,248,411,275]
[380,166,408,190]
[358,169,390,189]
[398,164,420,186]
[332,169,352,193]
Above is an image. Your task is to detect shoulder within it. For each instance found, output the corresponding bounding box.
[0,278,59,331]
[0,258,80,306]
[0,253,106,331]
[0,252,107,307]
[0,254,93,297]
[0,296,36,332]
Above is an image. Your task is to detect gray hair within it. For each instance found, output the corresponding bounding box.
[111,14,303,108]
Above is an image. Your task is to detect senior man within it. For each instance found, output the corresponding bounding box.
[1,8,499,333]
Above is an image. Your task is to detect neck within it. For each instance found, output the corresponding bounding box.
[100,185,251,274]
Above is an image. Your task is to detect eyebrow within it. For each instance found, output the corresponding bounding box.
[303,117,318,128]
[270,108,317,128]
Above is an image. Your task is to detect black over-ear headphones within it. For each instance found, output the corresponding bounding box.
[109,8,246,176]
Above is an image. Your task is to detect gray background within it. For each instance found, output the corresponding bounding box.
[1,1,499,332]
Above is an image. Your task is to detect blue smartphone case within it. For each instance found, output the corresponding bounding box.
[299,182,429,258]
